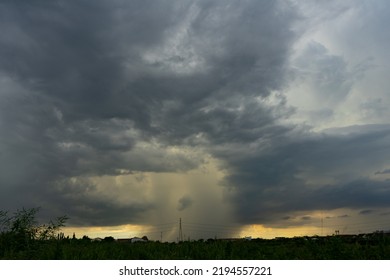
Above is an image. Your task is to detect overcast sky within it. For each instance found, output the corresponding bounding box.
[1,0,390,240]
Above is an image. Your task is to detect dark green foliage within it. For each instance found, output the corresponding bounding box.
[0,207,68,259]
[103,236,115,242]
[3,236,390,260]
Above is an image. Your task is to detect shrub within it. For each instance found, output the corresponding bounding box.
[0,207,68,258]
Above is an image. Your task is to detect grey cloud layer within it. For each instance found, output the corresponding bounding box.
[1,0,390,229]
[223,125,390,224]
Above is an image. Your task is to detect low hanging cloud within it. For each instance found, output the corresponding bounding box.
[177,196,193,212]
[375,169,390,175]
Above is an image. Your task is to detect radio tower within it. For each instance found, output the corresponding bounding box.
[179,218,183,242]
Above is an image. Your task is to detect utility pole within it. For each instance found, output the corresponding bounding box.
[179,218,183,242]
[160,231,162,242]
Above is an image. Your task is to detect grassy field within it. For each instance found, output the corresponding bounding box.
[1,234,390,260]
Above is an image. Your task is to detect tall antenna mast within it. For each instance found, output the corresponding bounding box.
[179,218,183,242]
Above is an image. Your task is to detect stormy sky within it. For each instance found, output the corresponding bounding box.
[1,0,390,240]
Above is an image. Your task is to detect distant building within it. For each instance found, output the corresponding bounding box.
[91,237,102,242]
[117,236,149,243]
[130,237,147,243]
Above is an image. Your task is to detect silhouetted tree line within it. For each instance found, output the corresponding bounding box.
[0,207,68,257]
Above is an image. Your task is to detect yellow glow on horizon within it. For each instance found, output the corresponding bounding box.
[62,224,154,239]
[61,223,328,241]
[238,224,325,239]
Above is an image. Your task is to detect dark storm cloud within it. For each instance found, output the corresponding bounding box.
[0,0,299,226]
[0,0,186,127]
[2,0,390,230]
[222,125,390,225]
